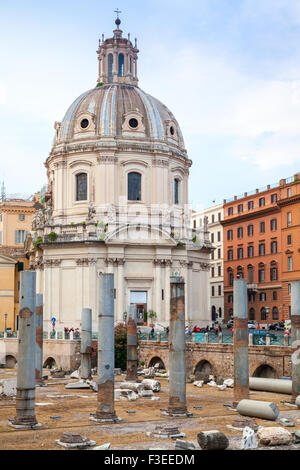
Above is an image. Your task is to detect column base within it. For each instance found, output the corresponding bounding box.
[89,416,122,424]
[9,421,42,430]
[162,410,193,418]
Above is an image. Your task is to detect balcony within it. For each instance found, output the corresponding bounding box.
[247,283,258,292]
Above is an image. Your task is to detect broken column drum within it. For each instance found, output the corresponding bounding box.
[13,271,38,427]
[165,277,190,417]
[126,304,138,382]
[291,281,300,402]
[35,293,43,385]
[81,308,92,381]
[93,274,119,423]
[233,278,249,403]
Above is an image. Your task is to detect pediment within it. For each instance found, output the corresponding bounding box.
[105,224,177,246]
[0,254,17,265]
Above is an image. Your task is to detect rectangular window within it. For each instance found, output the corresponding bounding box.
[218,266,221,276]
[247,225,254,236]
[212,214,215,223]
[211,267,215,278]
[237,247,243,259]
[228,207,233,216]
[270,219,277,231]
[211,233,214,243]
[15,230,27,244]
[237,227,243,238]
[227,230,233,241]
[259,197,265,207]
[271,193,277,203]
[218,285,222,296]
[18,214,25,221]
[212,286,215,297]
[259,269,265,282]
[287,188,291,197]
[260,221,265,233]
[287,234,292,245]
[248,245,254,258]
[218,248,221,259]
[218,212,221,221]
[288,256,293,271]
[273,291,277,300]
[287,212,291,227]
[17,262,24,272]
[238,204,243,213]
[248,200,254,210]
[260,292,266,301]
[217,231,221,242]
[228,250,233,261]
[271,241,277,254]
[259,243,265,256]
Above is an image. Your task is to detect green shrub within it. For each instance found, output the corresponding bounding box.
[96,82,104,87]
[33,237,43,249]
[48,232,57,242]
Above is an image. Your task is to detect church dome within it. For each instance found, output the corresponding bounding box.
[56,83,185,152]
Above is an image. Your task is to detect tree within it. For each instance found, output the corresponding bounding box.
[114,322,127,370]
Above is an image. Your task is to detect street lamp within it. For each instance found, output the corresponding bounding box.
[265,306,270,331]
[4,313,7,332]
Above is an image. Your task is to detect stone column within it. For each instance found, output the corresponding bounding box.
[291,281,300,402]
[126,304,138,382]
[11,272,39,429]
[81,308,92,381]
[117,259,125,322]
[163,276,191,417]
[91,274,120,423]
[233,278,249,404]
[164,260,171,323]
[35,294,43,385]
[154,260,162,321]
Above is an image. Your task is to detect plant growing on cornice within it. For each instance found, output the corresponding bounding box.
[148,310,157,320]
[70,222,75,226]
[48,232,57,242]
[177,241,185,247]
[33,237,43,249]
[81,221,86,227]
[98,234,106,242]
[96,82,104,87]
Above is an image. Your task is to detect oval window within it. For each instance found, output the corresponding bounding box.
[81,119,89,129]
[129,118,139,129]
[170,126,175,135]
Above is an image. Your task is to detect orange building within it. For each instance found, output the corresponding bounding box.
[222,183,282,325]
[278,174,300,320]
[0,198,37,331]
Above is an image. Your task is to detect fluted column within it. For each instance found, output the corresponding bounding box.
[117,259,125,322]
[164,260,172,323]
[154,260,162,321]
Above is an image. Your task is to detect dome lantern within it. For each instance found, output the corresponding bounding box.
[97,11,139,86]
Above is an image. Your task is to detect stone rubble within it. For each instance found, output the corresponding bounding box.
[223,379,234,388]
[241,427,258,450]
[257,426,293,446]
[0,378,17,397]
[93,443,111,450]
[278,417,295,427]
[175,439,195,450]
[141,379,161,392]
[139,389,154,398]
[197,430,229,450]
[193,380,204,388]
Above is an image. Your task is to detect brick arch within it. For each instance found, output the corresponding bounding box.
[145,352,169,371]
[192,357,219,378]
[250,361,279,378]
[43,356,57,369]
[5,354,17,368]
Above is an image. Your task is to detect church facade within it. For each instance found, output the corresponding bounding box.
[26,19,212,331]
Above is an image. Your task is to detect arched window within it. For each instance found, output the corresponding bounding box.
[76,173,87,201]
[260,307,266,320]
[272,307,279,320]
[130,56,133,74]
[174,179,180,204]
[108,54,113,83]
[228,268,233,286]
[128,172,141,201]
[249,308,255,321]
[118,53,124,77]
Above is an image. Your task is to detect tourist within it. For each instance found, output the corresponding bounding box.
[257,323,261,330]
[150,326,155,338]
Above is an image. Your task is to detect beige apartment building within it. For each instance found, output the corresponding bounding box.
[0,198,36,331]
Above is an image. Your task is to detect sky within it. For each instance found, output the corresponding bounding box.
[1,0,300,209]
